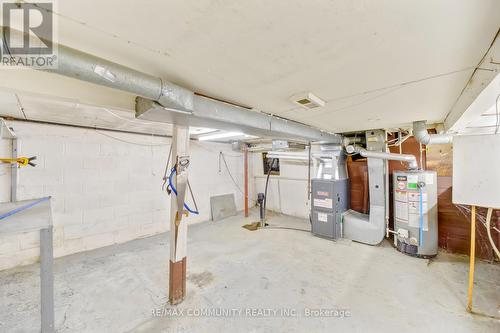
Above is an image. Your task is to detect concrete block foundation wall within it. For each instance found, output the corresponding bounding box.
[0,121,252,271]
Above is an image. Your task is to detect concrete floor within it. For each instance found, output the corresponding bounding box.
[1,210,499,333]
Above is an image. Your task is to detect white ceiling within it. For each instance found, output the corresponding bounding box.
[0,89,173,135]
[1,0,500,133]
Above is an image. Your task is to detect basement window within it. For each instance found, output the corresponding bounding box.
[262,153,280,175]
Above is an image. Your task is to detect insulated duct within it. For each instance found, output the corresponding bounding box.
[1,27,341,143]
[413,121,453,145]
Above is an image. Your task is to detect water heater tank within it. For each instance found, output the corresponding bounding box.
[393,170,438,258]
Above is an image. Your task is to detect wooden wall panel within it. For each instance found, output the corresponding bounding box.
[426,143,499,261]
[347,157,369,214]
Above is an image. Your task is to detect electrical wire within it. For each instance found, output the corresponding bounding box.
[161,145,173,191]
[263,158,277,220]
[486,208,500,259]
[94,129,170,146]
[456,204,500,261]
[219,152,243,193]
[387,131,411,147]
[456,204,500,233]
[262,226,311,233]
[327,66,474,103]
[167,167,199,215]
[197,143,242,158]
[219,152,257,204]
[101,107,164,127]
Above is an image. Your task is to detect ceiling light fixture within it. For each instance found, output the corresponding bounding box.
[189,127,217,135]
[198,131,244,141]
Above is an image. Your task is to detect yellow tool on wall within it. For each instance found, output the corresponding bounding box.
[0,156,37,167]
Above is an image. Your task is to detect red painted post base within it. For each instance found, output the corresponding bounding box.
[169,257,187,305]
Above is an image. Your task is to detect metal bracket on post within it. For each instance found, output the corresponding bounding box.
[169,125,190,305]
[10,138,17,202]
[0,119,18,201]
[244,145,249,217]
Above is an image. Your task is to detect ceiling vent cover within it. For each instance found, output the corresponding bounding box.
[291,92,326,109]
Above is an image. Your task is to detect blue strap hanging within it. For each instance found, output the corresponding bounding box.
[168,167,199,215]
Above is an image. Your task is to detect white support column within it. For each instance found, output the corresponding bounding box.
[169,125,190,305]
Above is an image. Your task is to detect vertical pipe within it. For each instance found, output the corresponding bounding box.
[419,143,424,170]
[11,138,18,202]
[244,147,249,217]
[40,227,54,333]
[467,205,476,313]
[307,143,311,201]
[419,186,424,247]
[385,133,390,237]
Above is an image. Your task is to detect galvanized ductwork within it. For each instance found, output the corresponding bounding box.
[413,121,453,145]
[1,27,193,112]
[1,27,341,143]
[136,96,339,142]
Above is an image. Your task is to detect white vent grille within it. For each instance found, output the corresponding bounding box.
[291,92,325,109]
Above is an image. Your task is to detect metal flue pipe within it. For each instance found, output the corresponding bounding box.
[346,145,418,170]
[1,26,341,143]
[413,121,453,145]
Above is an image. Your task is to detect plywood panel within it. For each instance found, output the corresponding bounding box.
[427,144,499,260]
[347,157,369,214]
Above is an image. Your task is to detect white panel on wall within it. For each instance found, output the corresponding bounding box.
[453,134,500,208]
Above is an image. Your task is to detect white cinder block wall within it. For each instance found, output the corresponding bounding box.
[252,152,310,219]
[0,121,253,270]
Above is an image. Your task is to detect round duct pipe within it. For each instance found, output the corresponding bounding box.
[413,121,453,145]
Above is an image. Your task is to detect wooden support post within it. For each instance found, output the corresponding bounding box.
[244,146,249,217]
[467,205,476,313]
[169,125,190,305]
[307,143,311,201]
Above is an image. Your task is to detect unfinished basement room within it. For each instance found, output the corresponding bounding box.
[0,1,499,332]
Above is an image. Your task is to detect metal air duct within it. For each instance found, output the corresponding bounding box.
[1,27,341,143]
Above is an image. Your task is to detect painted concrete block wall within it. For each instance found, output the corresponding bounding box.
[0,121,251,270]
[252,152,310,219]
